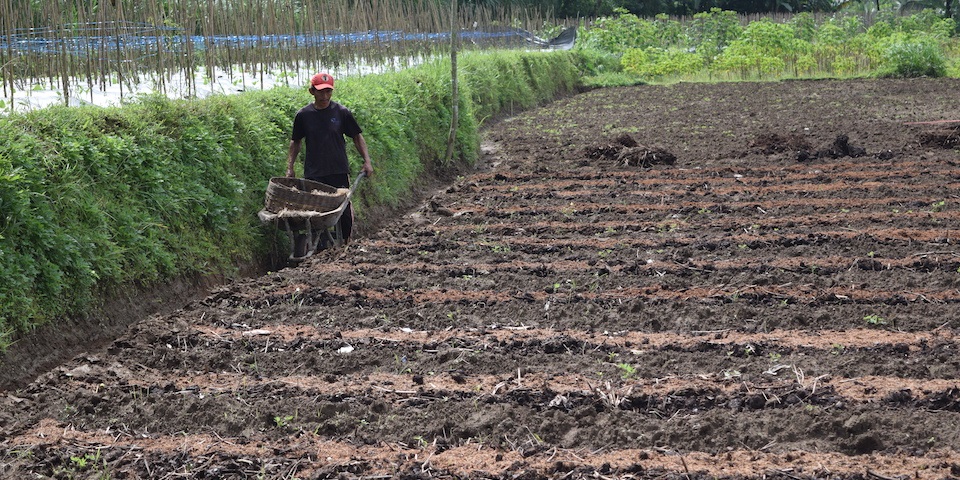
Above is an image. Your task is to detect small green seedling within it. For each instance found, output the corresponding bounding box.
[274,414,295,428]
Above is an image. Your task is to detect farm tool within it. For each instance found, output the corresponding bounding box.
[258,172,365,263]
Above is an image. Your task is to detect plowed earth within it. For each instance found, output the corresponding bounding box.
[4,78,960,479]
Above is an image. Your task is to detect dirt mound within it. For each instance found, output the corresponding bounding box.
[796,134,867,161]
[584,133,676,167]
[919,127,960,149]
[747,132,874,162]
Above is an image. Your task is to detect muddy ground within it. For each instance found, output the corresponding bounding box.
[3,78,960,479]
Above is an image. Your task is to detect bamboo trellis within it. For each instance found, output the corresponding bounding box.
[0,0,555,109]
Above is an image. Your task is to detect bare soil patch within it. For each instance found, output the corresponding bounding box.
[3,78,960,479]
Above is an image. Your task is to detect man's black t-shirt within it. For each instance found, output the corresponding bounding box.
[291,101,362,180]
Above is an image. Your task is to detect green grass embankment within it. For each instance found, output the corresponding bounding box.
[0,49,582,349]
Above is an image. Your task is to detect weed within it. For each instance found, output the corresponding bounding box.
[11,448,34,460]
[616,363,637,379]
[69,455,89,469]
[485,242,511,254]
[290,287,302,304]
[274,413,295,428]
[63,449,109,479]
[0,327,14,351]
[863,314,887,326]
[657,223,678,233]
[394,354,411,374]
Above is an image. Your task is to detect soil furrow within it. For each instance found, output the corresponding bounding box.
[6,419,960,479]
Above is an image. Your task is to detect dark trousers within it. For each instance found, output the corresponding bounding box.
[308,173,353,242]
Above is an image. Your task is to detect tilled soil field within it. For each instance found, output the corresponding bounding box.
[3,78,960,479]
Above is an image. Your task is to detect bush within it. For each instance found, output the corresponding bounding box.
[712,19,808,78]
[878,36,948,78]
[621,47,705,79]
[573,47,622,76]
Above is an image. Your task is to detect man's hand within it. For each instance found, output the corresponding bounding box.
[354,134,373,177]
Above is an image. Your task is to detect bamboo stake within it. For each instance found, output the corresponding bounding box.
[1,0,13,106]
[444,0,459,166]
[113,1,125,102]
[57,17,70,106]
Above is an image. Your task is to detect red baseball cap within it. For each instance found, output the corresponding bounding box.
[310,72,334,90]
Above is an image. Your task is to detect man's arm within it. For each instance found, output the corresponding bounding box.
[286,139,301,177]
[353,133,374,176]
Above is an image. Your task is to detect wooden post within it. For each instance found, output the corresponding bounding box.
[444,0,459,166]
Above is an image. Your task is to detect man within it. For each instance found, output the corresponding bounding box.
[287,72,374,246]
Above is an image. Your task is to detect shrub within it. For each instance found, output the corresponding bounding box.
[621,47,705,79]
[878,36,948,78]
[573,47,622,76]
[581,8,660,52]
[712,19,808,78]
[689,8,743,61]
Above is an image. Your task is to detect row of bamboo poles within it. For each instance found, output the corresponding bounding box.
[0,0,552,108]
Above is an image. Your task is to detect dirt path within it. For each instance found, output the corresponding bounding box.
[3,78,960,479]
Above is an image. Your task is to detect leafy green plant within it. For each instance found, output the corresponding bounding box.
[65,450,108,478]
[616,363,637,379]
[690,8,743,60]
[713,19,809,79]
[863,314,887,326]
[877,34,948,78]
[274,414,295,428]
[621,47,705,79]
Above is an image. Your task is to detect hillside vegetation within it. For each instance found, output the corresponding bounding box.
[577,8,959,85]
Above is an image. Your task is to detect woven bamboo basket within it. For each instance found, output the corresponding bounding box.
[264,177,349,213]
